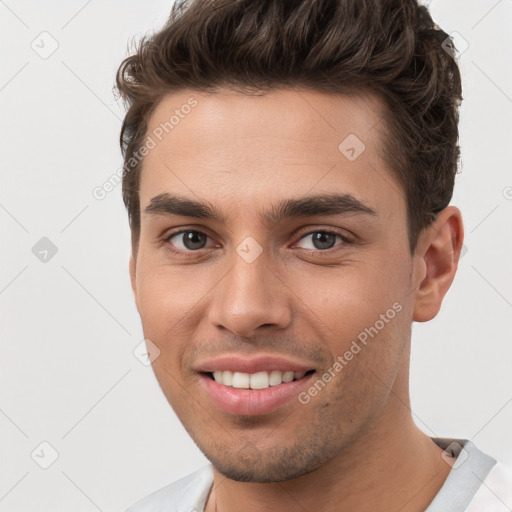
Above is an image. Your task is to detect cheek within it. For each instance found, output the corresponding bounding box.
[135,258,208,328]
[134,269,193,371]
[293,255,409,348]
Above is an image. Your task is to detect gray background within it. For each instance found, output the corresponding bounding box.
[0,0,511,510]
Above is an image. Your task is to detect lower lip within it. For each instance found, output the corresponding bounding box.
[198,372,315,415]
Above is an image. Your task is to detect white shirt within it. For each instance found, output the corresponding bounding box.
[125,438,512,511]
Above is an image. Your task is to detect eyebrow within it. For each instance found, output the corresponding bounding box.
[144,192,378,226]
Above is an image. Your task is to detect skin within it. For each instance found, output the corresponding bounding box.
[129,87,464,512]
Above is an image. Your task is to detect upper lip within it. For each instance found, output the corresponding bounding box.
[195,354,316,374]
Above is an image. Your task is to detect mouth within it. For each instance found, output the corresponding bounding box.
[204,369,316,389]
[197,368,317,415]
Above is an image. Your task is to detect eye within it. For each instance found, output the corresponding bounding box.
[162,228,352,256]
[294,230,350,251]
[165,230,216,251]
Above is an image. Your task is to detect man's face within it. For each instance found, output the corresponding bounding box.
[131,88,418,482]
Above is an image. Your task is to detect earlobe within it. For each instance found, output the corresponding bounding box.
[412,206,464,323]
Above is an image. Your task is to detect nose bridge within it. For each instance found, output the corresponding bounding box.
[208,237,292,337]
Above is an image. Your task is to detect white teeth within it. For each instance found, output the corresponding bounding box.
[232,372,250,389]
[214,370,234,386]
[212,370,310,389]
[222,370,233,386]
[282,371,294,383]
[269,370,283,386]
[249,371,269,389]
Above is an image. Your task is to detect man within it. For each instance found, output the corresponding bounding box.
[115,0,512,510]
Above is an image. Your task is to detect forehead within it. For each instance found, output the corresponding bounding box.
[138,87,403,223]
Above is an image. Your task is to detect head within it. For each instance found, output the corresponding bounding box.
[116,0,464,483]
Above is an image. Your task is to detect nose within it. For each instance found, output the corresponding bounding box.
[207,245,293,339]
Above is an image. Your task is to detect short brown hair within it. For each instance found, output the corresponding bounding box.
[115,0,462,255]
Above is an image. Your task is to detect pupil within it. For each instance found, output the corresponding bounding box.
[313,232,335,250]
[184,231,206,250]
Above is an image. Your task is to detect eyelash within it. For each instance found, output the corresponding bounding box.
[161,228,354,257]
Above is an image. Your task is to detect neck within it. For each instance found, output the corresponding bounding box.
[205,350,451,512]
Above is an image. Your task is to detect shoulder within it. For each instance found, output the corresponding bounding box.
[125,464,214,512]
[466,461,512,511]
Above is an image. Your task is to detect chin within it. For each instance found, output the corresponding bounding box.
[212,461,315,483]
[200,442,332,483]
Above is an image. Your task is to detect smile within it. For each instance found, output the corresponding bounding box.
[199,370,317,415]
[209,369,315,389]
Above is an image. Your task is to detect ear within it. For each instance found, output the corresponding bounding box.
[412,206,464,322]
